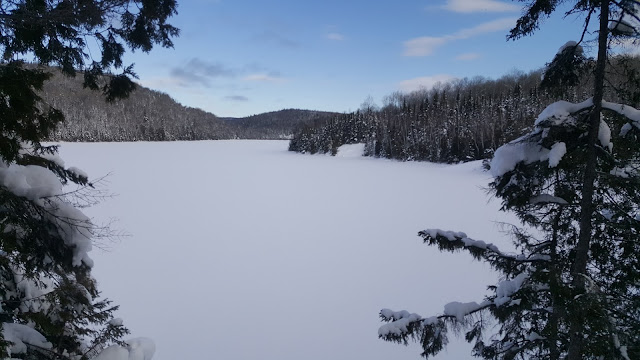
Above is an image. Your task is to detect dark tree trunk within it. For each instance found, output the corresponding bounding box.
[567,1,609,359]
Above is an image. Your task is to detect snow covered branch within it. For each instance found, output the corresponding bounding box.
[602,100,640,136]
[419,229,550,267]
[379,265,533,357]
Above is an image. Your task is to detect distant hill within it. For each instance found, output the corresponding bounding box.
[221,109,341,139]
[42,71,235,141]
[39,68,335,141]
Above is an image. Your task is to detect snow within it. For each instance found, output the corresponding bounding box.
[534,98,593,126]
[378,310,422,336]
[13,271,53,312]
[443,301,488,321]
[127,338,156,360]
[2,322,52,356]
[494,273,528,307]
[530,194,568,205]
[93,345,129,360]
[387,270,528,327]
[558,41,576,52]
[602,100,640,135]
[336,143,365,157]
[620,123,633,137]
[491,99,640,179]
[490,141,567,178]
[491,99,597,177]
[57,140,516,360]
[598,119,613,151]
[94,338,155,360]
[423,229,468,241]
[423,228,501,252]
[68,166,88,179]
[109,318,124,326]
[527,332,545,341]
[0,163,62,201]
[610,166,637,178]
[557,41,581,54]
[547,142,567,167]
[0,160,94,267]
[460,237,491,250]
[40,152,66,167]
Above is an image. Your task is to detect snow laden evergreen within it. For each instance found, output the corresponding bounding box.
[0,145,129,358]
[378,94,640,360]
[0,1,178,358]
[379,1,640,358]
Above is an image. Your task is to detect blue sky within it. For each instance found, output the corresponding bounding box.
[123,0,596,118]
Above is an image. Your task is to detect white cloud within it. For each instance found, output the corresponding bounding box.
[404,37,449,56]
[326,33,345,41]
[243,74,286,83]
[138,76,191,90]
[455,52,481,60]
[456,17,517,37]
[398,74,457,92]
[441,0,520,13]
[403,17,517,56]
[224,95,249,102]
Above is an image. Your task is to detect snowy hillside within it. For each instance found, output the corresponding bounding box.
[58,140,516,360]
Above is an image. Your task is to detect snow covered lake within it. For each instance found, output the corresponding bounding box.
[58,140,515,360]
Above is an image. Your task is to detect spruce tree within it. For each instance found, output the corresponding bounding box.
[379,1,640,358]
[0,1,178,358]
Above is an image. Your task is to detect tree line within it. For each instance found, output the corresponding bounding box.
[221,109,340,140]
[289,55,640,163]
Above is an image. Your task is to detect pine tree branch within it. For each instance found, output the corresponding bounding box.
[419,229,550,270]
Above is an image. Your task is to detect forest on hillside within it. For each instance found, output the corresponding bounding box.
[289,55,640,163]
[43,70,235,141]
[40,70,332,142]
[221,109,340,139]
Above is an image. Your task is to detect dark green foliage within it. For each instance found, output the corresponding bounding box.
[289,60,640,164]
[380,103,640,359]
[223,109,341,140]
[288,111,370,155]
[508,0,560,39]
[541,42,591,95]
[0,62,62,163]
[0,0,178,358]
[379,1,640,359]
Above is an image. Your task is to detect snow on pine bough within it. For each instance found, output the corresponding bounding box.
[378,229,547,357]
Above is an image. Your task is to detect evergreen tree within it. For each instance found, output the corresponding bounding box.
[379,1,640,359]
[0,1,177,358]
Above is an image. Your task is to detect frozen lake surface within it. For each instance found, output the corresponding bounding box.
[58,140,515,360]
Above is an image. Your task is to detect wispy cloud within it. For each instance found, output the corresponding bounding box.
[403,17,517,56]
[243,73,287,83]
[440,0,520,13]
[404,37,448,56]
[169,58,237,87]
[455,52,481,60]
[398,74,457,92]
[252,30,299,48]
[326,32,345,41]
[224,95,249,102]
[166,59,286,88]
